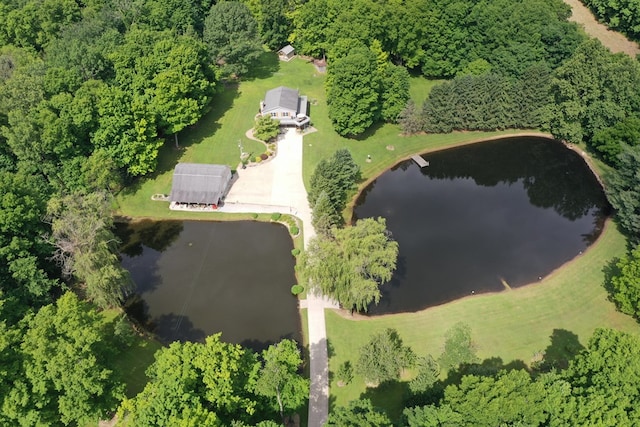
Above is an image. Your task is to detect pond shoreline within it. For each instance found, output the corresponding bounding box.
[331,218,613,322]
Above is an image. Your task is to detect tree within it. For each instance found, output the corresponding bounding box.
[559,328,640,424]
[547,39,640,144]
[1,292,125,425]
[253,115,280,142]
[311,190,342,236]
[409,355,440,396]
[326,399,392,427]
[591,116,640,166]
[301,217,399,313]
[203,2,263,77]
[356,328,415,385]
[0,170,56,308]
[46,191,133,308]
[605,245,640,318]
[380,64,410,123]
[439,370,549,426]
[398,100,424,135]
[118,334,261,425]
[150,35,218,147]
[307,148,360,215]
[438,323,479,372]
[93,84,163,176]
[326,47,381,137]
[606,144,640,238]
[253,339,308,423]
[258,0,294,50]
[336,361,354,386]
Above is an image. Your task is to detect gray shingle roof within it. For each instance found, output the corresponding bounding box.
[170,163,232,204]
[262,86,299,113]
[279,45,295,55]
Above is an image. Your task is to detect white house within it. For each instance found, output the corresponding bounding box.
[259,86,310,128]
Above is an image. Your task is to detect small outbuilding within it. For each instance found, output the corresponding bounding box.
[259,86,310,128]
[170,163,232,206]
[278,45,295,61]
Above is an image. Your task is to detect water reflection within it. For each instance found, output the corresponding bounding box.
[115,220,301,351]
[354,137,608,314]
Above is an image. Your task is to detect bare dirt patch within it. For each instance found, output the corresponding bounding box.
[564,0,640,56]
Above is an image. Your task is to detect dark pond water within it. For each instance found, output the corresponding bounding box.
[353,136,608,314]
[115,220,301,351]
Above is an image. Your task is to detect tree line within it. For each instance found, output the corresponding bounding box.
[327,327,640,426]
[582,0,640,41]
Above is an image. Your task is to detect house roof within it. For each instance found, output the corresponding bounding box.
[170,163,232,204]
[262,86,300,113]
[279,45,295,55]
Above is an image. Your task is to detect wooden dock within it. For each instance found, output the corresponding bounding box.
[411,155,429,168]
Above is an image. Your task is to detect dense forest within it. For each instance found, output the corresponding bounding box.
[0,0,639,425]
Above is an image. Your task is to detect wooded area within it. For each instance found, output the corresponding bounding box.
[0,0,639,424]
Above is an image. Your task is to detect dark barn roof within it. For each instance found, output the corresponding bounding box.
[170,163,232,204]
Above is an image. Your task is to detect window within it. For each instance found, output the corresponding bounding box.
[270,112,277,117]
[282,112,289,117]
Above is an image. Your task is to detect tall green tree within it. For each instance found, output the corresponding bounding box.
[438,323,479,372]
[326,47,381,137]
[380,64,410,123]
[311,190,342,236]
[0,170,56,308]
[547,39,640,144]
[1,292,124,425]
[605,245,640,318]
[253,339,308,423]
[326,399,392,427]
[203,2,263,77]
[307,148,360,217]
[149,36,218,147]
[301,217,398,313]
[356,328,415,385]
[606,144,640,239]
[118,334,261,426]
[47,191,133,308]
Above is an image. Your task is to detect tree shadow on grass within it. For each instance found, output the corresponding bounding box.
[359,380,410,424]
[242,51,280,81]
[537,328,585,371]
[351,121,386,142]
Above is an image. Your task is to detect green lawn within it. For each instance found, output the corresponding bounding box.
[325,222,639,420]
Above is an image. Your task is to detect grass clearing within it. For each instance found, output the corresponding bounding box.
[325,222,639,418]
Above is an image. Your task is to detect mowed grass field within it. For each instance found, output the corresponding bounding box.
[326,222,639,418]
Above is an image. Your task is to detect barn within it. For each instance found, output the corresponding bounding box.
[169,163,232,207]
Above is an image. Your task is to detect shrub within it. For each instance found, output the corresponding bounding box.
[336,361,354,386]
[290,226,299,235]
[251,213,258,219]
[255,156,262,163]
[291,248,301,257]
[291,284,304,295]
[271,212,282,221]
[260,153,269,160]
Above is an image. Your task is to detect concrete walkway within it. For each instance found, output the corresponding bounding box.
[222,129,332,426]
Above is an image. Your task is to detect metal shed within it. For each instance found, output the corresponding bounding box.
[169,163,232,205]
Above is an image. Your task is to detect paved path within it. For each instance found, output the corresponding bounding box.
[222,129,332,426]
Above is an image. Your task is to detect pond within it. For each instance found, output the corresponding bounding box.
[353,136,608,315]
[115,220,301,351]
